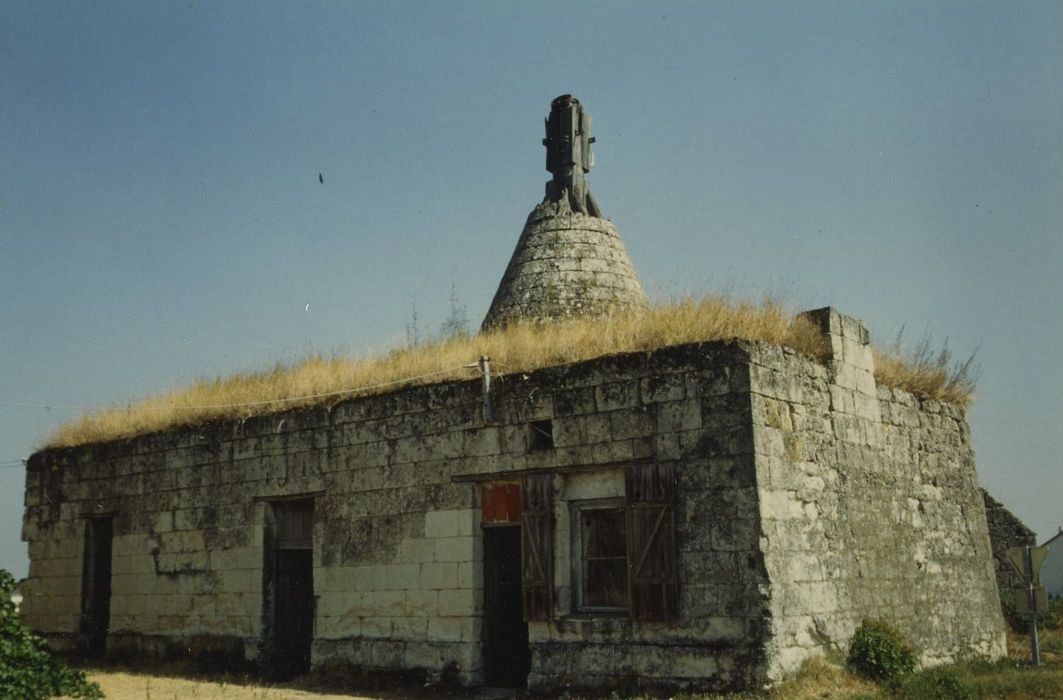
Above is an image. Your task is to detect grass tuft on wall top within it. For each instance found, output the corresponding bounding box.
[43,295,973,449]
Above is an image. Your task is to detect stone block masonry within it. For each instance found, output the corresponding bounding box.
[481,199,648,329]
[21,307,1004,691]
[754,308,1004,678]
[981,490,1036,597]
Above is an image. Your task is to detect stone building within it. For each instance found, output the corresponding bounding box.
[981,490,1037,596]
[1039,529,1063,599]
[20,96,1006,692]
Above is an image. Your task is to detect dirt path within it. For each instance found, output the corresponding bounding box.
[84,670,381,699]
[81,669,517,700]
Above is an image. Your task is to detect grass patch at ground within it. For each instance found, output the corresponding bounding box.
[951,658,1063,699]
[76,647,1063,700]
[44,295,973,449]
[758,654,1061,700]
[765,655,880,699]
[78,659,429,699]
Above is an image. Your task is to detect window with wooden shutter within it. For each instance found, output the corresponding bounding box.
[625,462,678,621]
[520,473,554,620]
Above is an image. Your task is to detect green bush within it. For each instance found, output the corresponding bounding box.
[891,666,972,699]
[846,619,916,682]
[0,569,102,699]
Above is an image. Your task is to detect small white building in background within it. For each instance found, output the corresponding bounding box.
[1041,528,1063,599]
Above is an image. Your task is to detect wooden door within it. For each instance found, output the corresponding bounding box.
[270,500,314,678]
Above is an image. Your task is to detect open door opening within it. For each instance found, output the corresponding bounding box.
[482,525,530,687]
[79,517,112,658]
[265,499,314,679]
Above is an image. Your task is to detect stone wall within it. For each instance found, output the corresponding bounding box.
[982,490,1036,595]
[525,345,769,690]
[23,382,489,676]
[748,308,1004,679]
[21,314,1005,690]
[24,342,769,690]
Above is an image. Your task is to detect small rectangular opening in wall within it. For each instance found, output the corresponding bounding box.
[528,419,554,451]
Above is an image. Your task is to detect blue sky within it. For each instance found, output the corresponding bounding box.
[1,1,1060,577]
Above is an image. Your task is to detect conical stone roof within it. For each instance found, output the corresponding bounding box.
[481,96,647,330]
[481,198,648,329]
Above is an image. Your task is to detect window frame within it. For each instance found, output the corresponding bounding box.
[569,497,629,615]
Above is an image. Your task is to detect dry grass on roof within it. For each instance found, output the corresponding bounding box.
[42,295,973,449]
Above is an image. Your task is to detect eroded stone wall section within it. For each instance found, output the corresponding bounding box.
[982,490,1036,595]
[750,308,1004,680]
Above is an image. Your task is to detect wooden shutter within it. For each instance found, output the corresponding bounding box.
[626,462,678,621]
[520,473,554,620]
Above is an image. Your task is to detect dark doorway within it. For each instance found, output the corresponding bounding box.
[79,517,112,657]
[482,525,530,687]
[268,500,315,678]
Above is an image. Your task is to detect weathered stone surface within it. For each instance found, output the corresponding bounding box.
[481,199,648,328]
[752,311,1004,680]
[982,490,1036,595]
[21,316,1004,692]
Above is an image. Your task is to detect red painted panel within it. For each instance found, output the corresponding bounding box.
[481,483,522,523]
